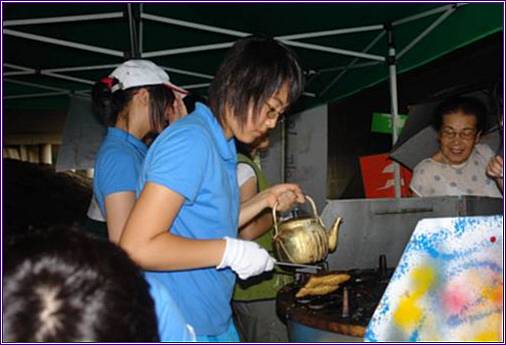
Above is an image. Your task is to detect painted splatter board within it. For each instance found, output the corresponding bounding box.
[365,215,503,342]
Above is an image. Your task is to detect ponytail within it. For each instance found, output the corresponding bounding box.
[92,77,134,127]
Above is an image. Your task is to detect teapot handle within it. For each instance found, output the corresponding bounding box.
[272,195,321,236]
[272,199,280,236]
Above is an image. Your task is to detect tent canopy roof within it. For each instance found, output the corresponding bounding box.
[3,3,502,111]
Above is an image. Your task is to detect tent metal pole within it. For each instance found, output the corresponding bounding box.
[74,90,92,96]
[143,12,382,40]
[4,91,69,100]
[279,24,383,40]
[393,3,465,26]
[319,61,381,73]
[320,30,386,96]
[4,78,69,92]
[139,4,144,55]
[40,71,95,85]
[180,83,210,90]
[281,40,385,62]
[4,63,35,72]
[127,3,140,58]
[3,29,124,57]
[142,12,384,60]
[127,4,136,58]
[44,64,118,72]
[3,12,123,26]
[42,63,211,80]
[397,6,457,60]
[145,38,386,61]
[161,66,213,80]
[387,26,401,198]
[143,42,234,58]
[6,62,220,84]
[3,71,35,76]
[4,63,36,77]
[142,13,249,37]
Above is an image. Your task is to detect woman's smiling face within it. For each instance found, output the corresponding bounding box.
[437,111,480,165]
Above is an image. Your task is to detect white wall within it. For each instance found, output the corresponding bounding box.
[56,95,105,172]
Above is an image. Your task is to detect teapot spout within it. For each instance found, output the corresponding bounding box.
[328,217,342,252]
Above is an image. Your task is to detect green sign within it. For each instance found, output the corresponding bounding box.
[371,112,408,134]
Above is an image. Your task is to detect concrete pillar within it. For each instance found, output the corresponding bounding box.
[3,147,20,160]
[40,143,52,165]
[19,145,28,161]
[28,145,39,163]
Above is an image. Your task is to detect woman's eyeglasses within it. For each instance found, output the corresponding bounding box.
[440,128,477,140]
[265,103,285,120]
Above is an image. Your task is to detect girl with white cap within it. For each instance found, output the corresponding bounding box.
[92,59,187,243]
[120,36,305,341]
[92,60,195,341]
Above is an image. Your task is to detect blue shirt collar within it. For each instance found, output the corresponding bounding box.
[195,103,236,161]
[107,127,148,154]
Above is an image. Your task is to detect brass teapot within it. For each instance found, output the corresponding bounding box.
[272,195,342,264]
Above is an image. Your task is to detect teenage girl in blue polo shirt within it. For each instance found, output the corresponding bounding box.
[93,60,188,243]
[120,37,305,341]
[92,60,195,342]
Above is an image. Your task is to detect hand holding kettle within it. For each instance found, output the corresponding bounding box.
[258,183,305,212]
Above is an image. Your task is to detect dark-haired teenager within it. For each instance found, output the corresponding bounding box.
[90,61,195,341]
[92,60,187,243]
[120,36,305,341]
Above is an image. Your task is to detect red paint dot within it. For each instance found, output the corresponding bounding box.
[490,236,496,243]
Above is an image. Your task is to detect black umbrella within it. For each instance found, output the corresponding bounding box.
[390,90,502,170]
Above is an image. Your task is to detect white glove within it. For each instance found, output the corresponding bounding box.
[217,237,275,279]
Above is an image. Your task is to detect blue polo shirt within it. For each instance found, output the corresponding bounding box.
[138,103,240,336]
[145,274,196,342]
[93,127,195,341]
[93,127,147,216]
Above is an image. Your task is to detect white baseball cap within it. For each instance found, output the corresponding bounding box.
[110,59,187,96]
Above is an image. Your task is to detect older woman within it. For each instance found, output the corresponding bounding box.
[410,96,502,198]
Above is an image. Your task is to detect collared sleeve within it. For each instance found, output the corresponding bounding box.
[145,125,209,204]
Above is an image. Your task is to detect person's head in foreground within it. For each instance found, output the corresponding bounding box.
[3,225,159,342]
[208,35,304,143]
[433,96,487,165]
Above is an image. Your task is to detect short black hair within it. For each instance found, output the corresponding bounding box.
[433,96,487,132]
[3,225,159,342]
[208,35,304,128]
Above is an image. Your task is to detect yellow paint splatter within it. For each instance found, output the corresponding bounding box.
[471,313,502,341]
[481,285,503,305]
[473,331,501,342]
[393,265,437,333]
[411,266,436,298]
[393,294,422,330]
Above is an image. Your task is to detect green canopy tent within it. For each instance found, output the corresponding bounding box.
[3,2,503,195]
